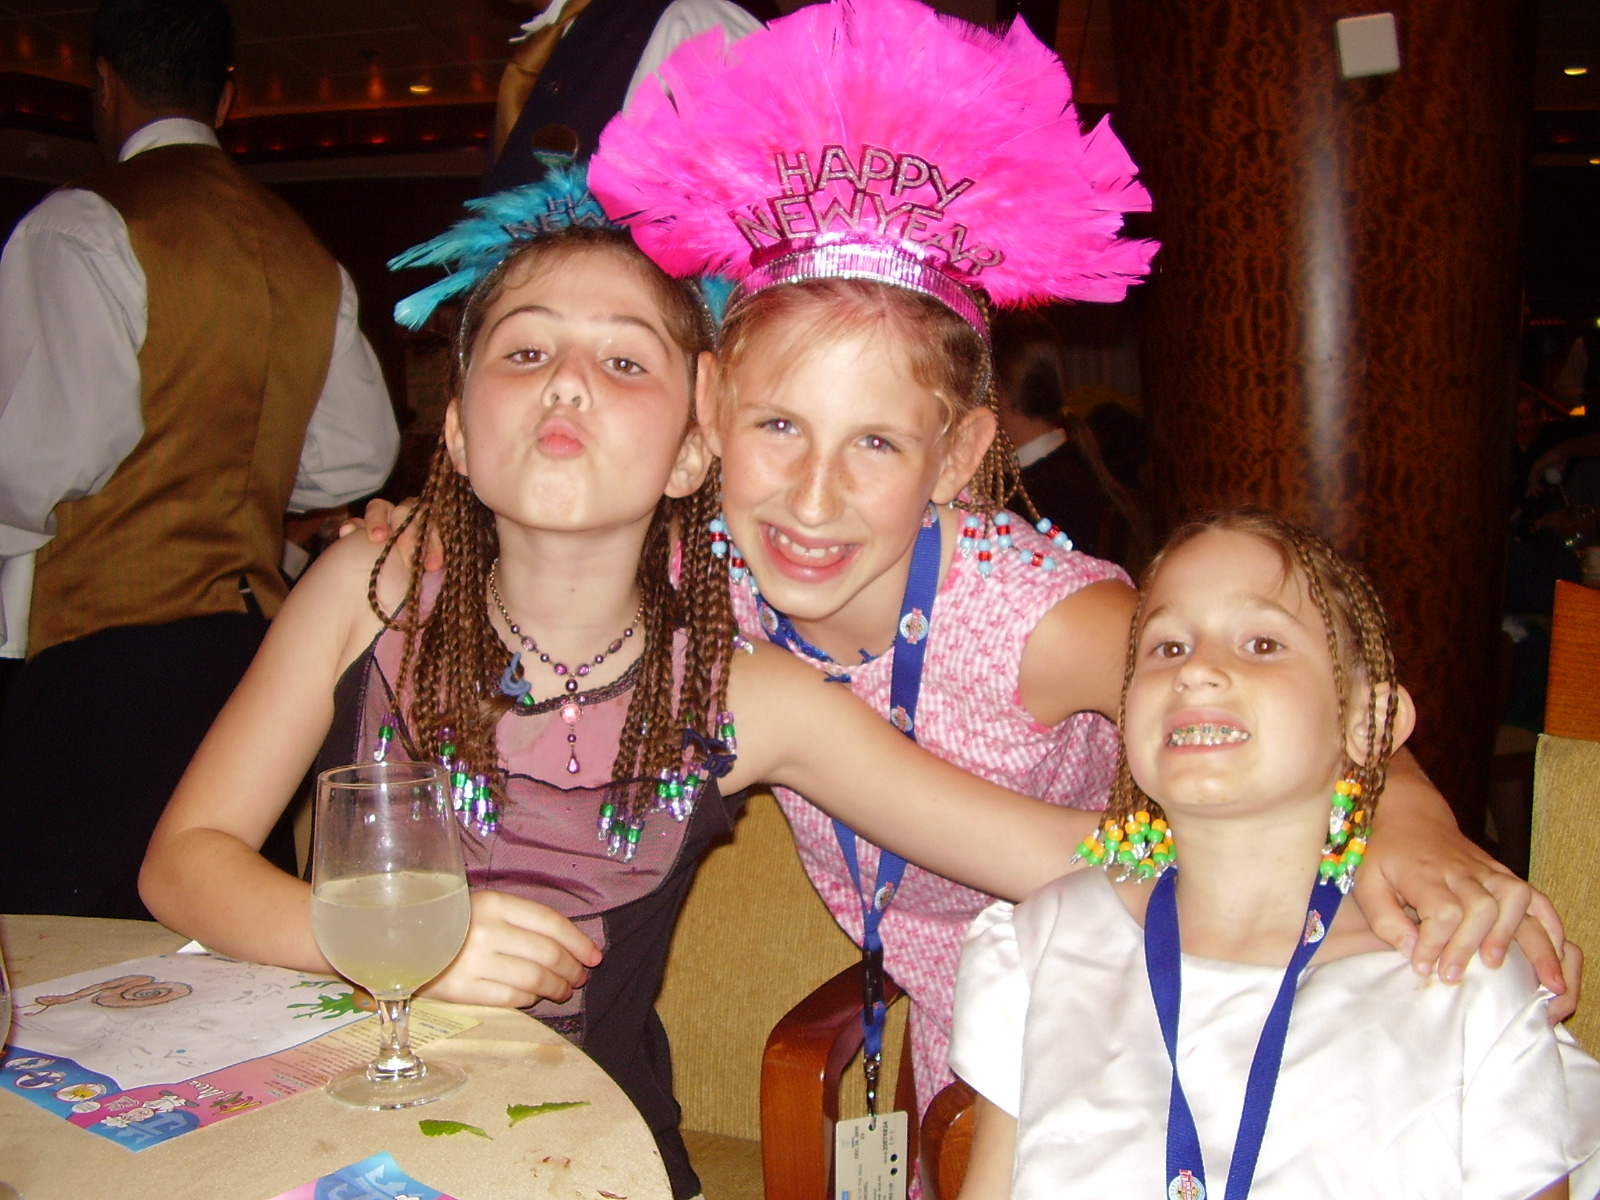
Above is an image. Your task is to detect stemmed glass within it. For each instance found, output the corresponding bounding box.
[310,761,471,1109]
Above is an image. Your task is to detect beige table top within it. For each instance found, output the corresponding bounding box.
[0,914,670,1200]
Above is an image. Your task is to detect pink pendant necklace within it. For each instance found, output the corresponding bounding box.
[488,560,642,775]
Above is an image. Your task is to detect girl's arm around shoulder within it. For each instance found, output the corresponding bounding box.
[1357,748,1577,1018]
[1017,577,1137,726]
[138,534,397,972]
[720,642,1098,900]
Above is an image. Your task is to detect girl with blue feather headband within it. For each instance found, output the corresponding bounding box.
[139,163,1123,1199]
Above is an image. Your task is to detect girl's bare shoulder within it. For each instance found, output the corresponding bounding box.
[276,533,399,666]
[301,532,408,608]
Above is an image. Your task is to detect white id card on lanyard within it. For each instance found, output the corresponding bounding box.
[834,1110,909,1200]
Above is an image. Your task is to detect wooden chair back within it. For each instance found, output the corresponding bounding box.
[656,789,912,1199]
[657,790,864,1141]
[1546,581,1600,741]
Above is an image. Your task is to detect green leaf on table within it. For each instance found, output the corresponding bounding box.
[419,1119,491,1139]
[507,1100,590,1126]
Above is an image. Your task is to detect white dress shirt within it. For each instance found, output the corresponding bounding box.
[0,118,399,655]
[513,0,762,107]
[1012,426,1067,469]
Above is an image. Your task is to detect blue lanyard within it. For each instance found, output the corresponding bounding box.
[759,505,943,1111]
[1144,868,1343,1200]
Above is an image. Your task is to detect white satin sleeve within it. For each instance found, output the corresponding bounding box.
[950,899,1027,1117]
[288,265,398,512]
[1462,968,1600,1199]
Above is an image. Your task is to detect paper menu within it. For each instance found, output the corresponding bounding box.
[1,952,475,1150]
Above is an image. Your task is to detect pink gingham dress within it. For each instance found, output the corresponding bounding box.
[730,511,1127,1115]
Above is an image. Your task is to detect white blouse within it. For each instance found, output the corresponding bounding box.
[951,870,1600,1200]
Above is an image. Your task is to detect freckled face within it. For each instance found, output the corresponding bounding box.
[711,321,962,645]
[445,246,698,537]
[1123,530,1346,819]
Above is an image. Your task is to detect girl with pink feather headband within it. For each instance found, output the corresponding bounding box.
[589,0,1575,1139]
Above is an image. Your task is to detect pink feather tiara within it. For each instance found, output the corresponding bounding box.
[589,0,1158,338]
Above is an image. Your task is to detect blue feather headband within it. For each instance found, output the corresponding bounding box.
[389,155,732,333]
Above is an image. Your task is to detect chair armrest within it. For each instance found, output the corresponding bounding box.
[918,1079,976,1200]
[761,963,903,1200]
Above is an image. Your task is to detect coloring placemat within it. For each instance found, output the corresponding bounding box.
[1,952,475,1150]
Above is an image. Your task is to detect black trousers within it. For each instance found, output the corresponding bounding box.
[0,612,295,920]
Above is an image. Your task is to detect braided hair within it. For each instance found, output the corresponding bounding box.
[371,227,734,822]
[1105,508,1401,837]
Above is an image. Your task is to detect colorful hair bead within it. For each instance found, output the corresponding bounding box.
[1319,776,1368,893]
[622,817,646,863]
[373,715,396,763]
[959,512,984,557]
[1072,811,1175,881]
[710,515,750,582]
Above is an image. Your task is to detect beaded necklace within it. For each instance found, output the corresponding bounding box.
[373,571,748,856]
[488,558,641,776]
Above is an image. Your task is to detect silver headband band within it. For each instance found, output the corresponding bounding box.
[731,239,991,345]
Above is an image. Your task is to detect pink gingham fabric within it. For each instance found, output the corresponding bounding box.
[731,512,1127,1113]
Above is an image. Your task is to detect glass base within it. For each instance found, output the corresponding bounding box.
[325,1056,466,1110]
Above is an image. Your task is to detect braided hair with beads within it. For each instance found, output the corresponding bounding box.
[372,227,736,847]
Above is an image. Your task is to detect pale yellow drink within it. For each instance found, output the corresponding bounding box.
[311,870,470,999]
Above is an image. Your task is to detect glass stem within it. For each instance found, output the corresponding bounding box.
[369,996,425,1080]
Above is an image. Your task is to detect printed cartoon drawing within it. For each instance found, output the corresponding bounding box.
[27,974,192,1014]
[205,1089,260,1114]
[98,1088,197,1128]
[10,953,371,1095]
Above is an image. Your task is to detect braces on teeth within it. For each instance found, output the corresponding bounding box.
[1167,723,1250,747]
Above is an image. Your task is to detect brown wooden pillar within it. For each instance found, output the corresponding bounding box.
[1109,0,1533,835]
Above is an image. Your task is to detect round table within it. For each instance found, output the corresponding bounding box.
[0,914,671,1200]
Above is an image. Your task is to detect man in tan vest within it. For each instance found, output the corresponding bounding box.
[0,0,398,919]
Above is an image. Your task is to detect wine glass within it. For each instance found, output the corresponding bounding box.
[310,760,471,1109]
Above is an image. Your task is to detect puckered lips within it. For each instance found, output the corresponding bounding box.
[535,414,585,458]
[760,522,858,581]
[1164,708,1251,749]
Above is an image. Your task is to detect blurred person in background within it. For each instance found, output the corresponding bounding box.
[0,0,398,919]
[483,0,770,195]
[992,310,1151,572]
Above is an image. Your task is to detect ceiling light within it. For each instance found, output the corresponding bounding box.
[409,82,433,96]
[1565,66,1590,76]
